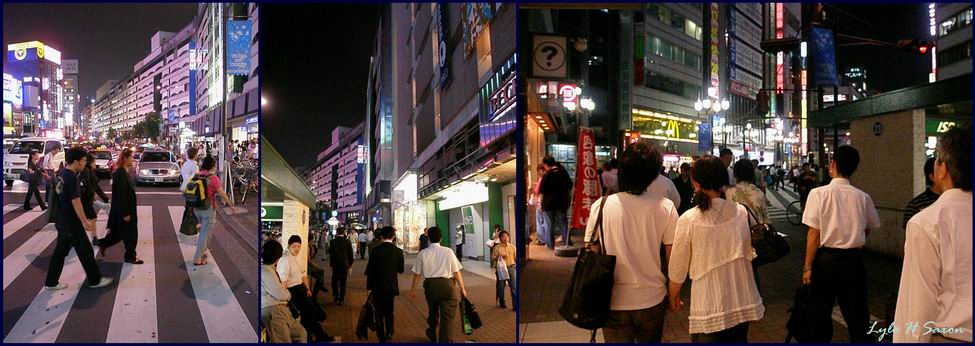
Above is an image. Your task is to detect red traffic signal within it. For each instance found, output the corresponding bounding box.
[896,39,935,55]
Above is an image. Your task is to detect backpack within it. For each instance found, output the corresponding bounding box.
[183,173,211,209]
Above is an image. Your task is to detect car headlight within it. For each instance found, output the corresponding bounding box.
[139,169,150,175]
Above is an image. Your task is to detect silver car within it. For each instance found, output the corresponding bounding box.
[135,150,180,185]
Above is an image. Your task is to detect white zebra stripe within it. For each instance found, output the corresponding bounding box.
[106,206,159,343]
[3,223,58,290]
[3,210,45,240]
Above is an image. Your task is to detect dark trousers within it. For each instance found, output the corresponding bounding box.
[308,263,326,300]
[358,242,367,259]
[810,248,873,343]
[545,209,568,248]
[46,225,103,287]
[331,266,348,302]
[495,265,516,307]
[287,285,327,341]
[23,181,45,208]
[423,278,459,343]
[100,222,138,260]
[372,293,396,342]
[603,298,667,343]
[455,245,463,261]
[691,322,750,343]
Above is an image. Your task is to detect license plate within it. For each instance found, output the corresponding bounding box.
[154,177,163,182]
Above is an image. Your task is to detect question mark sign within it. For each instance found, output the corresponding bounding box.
[541,46,558,67]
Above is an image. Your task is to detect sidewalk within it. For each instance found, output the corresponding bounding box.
[309,252,516,343]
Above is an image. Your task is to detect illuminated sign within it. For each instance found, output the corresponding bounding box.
[478,53,517,148]
[709,3,720,90]
[436,3,451,90]
[3,73,23,106]
[570,127,601,229]
[357,144,365,164]
[925,120,959,134]
[632,108,701,144]
[558,84,579,102]
[488,73,516,121]
[7,41,61,65]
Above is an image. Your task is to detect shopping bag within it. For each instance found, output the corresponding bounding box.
[179,207,199,236]
[559,195,615,330]
[497,256,510,281]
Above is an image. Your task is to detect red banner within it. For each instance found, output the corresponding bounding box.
[571,127,602,230]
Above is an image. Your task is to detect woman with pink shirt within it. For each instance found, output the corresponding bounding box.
[192,156,235,266]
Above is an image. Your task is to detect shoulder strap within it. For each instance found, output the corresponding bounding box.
[739,202,760,227]
[592,193,612,254]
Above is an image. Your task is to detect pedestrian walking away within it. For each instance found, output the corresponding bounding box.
[801,145,881,343]
[99,148,144,264]
[329,227,354,305]
[365,226,405,343]
[582,143,678,343]
[410,226,468,343]
[358,230,369,259]
[261,240,307,343]
[44,146,113,291]
[668,155,764,343]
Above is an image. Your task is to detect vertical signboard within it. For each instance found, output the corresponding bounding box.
[811,28,839,86]
[698,122,713,153]
[226,19,252,75]
[619,11,633,130]
[709,3,720,91]
[570,127,601,230]
[436,3,451,90]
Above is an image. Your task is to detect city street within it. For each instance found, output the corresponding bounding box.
[519,183,903,343]
[2,179,258,343]
[309,251,517,343]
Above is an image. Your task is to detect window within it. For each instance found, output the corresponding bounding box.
[648,34,701,71]
[645,71,701,99]
[647,4,702,41]
[937,40,972,66]
[939,7,973,36]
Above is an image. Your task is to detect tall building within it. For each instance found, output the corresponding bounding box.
[935,4,972,81]
[90,24,196,138]
[3,73,25,137]
[364,5,395,230]
[5,41,64,137]
[383,3,517,257]
[61,59,79,138]
[305,124,366,224]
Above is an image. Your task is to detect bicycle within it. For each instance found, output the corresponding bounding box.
[785,200,803,226]
[230,159,259,205]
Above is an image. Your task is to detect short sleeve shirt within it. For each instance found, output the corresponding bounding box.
[198,170,221,202]
[802,178,881,248]
[56,169,83,229]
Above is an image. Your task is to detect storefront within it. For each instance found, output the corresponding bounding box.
[631,107,704,157]
[392,172,426,254]
[261,137,317,272]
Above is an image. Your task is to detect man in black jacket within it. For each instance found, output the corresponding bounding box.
[539,156,573,248]
[99,148,143,264]
[328,227,354,305]
[365,226,405,343]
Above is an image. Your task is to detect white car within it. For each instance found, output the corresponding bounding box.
[90,150,115,178]
[4,137,64,186]
[135,150,181,186]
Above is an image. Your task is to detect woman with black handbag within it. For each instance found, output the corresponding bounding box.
[578,142,679,343]
[22,150,47,211]
[725,159,771,291]
[667,156,764,343]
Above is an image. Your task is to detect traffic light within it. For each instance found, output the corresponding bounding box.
[896,39,935,55]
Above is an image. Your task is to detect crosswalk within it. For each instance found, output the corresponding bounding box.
[765,187,800,224]
[1,203,258,343]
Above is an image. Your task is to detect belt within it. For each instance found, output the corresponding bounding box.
[425,277,452,281]
[819,247,862,254]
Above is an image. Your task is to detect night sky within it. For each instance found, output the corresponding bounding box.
[262,4,380,171]
[2,3,198,102]
[830,3,930,92]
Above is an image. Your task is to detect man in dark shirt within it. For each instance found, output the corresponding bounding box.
[45,147,113,291]
[538,156,573,248]
[328,227,355,305]
[797,163,819,207]
[419,228,430,251]
[902,157,942,229]
[672,162,694,215]
[365,226,405,342]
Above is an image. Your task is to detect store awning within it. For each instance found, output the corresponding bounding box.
[809,75,972,128]
[260,137,316,206]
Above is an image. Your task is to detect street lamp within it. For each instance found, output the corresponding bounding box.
[327,216,339,232]
[694,92,730,153]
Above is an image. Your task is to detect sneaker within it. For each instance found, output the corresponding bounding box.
[44,282,68,291]
[87,277,113,288]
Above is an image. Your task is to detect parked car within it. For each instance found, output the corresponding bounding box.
[135,150,181,186]
[4,137,64,186]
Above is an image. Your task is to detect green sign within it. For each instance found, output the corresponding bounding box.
[926,120,958,135]
[261,205,283,221]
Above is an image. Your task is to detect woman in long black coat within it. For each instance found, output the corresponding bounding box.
[23,150,47,210]
[80,153,110,245]
[100,148,143,264]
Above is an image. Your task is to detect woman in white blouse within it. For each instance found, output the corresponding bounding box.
[583,142,679,343]
[668,155,764,343]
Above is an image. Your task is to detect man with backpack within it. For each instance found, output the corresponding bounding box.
[44,147,113,291]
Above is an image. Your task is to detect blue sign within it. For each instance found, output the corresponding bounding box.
[188,40,197,116]
[168,109,176,124]
[811,28,839,87]
[226,20,252,76]
[698,123,713,153]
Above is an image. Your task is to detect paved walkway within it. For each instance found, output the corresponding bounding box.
[310,252,516,343]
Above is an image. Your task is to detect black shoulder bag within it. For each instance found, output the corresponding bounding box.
[559,194,616,341]
[741,204,790,266]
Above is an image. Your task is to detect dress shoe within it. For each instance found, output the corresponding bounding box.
[125,258,145,265]
[40,205,48,211]
[23,206,33,211]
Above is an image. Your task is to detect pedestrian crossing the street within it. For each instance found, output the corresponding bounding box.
[1,203,258,343]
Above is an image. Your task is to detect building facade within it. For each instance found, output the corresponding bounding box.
[935,4,972,81]
[61,59,80,139]
[305,123,366,225]
[5,41,64,137]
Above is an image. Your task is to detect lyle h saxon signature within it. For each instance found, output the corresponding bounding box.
[867,320,967,341]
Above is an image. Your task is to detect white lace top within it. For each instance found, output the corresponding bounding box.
[669,198,765,334]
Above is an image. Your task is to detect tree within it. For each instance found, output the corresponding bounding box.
[142,112,162,141]
[106,128,117,140]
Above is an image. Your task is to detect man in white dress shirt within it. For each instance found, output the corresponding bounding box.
[278,235,333,342]
[409,226,468,343]
[801,145,881,343]
[894,127,972,343]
